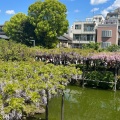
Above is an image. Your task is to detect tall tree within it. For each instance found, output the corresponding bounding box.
[28,0,69,48]
[3,13,36,46]
[3,0,69,48]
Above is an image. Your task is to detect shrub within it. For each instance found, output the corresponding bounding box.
[106,44,120,52]
[98,71,114,89]
[85,71,114,89]
[0,39,35,61]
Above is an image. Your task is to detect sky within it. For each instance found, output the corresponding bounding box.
[0,0,120,26]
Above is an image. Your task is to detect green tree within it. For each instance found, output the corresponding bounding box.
[3,0,68,48]
[28,0,69,48]
[3,13,29,43]
[0,61,82,119]
[3,13,36,46]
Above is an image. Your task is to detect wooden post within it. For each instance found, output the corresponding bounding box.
[82,59,85,88]
[61,91,64,120]
[114,65,117,92]
[46,90,49,120]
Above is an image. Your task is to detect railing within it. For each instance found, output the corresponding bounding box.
[72,40,95,44]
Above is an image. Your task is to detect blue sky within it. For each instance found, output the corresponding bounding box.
[0,0,120,26]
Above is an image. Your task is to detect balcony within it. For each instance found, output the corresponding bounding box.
[84,26,95,33]
[72,40,95,44]
[82,31,95,34]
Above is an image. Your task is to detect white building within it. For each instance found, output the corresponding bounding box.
[68,15,105,48]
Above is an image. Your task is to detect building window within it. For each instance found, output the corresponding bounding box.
[101,42,111,48]
[102,30,112,37]
[73,34,95,41]
[73,34,80,41]
[99,18,102,22]
[81,35,87,41]
[75,25,81,29]
[87,35,94,41]
[84,24,94,31]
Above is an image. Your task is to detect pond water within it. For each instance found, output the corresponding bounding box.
[34,86,120,120]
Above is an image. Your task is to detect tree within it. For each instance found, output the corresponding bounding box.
[0,61,82,119]
[3,0,69,48]
[28,0,69,48]
[3,13,36,46]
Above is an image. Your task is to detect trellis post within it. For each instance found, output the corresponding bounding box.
[61,90,64,120]
[45,90,49,120]
[114,64,117,92]
[82,58,85,88]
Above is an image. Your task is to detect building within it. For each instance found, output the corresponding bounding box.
[57,34,72,48]
[69,15,104,48]
[96,7,120,48]
[97,24,118,48]
[0,25,9,40]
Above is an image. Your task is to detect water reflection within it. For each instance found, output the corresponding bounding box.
[39,86,120,120]
[64,89,83,103]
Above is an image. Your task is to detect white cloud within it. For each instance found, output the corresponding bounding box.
[101,9,109,17]
[91,8,99,12]
[101,0,120,16]
[6,10,15,15]
[74,9,80,13]
[90,0,108,5]
[0,10,1,13]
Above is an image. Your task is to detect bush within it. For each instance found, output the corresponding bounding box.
[98,71,114,89]
[82,42,100,50]
[85,71,114,89]
[85,71,100,87]
[0,39,35,61]
[106,44,120,52]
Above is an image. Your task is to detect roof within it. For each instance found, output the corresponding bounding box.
[57,36,68,41]
[97,24,117,29]
[63,34,73,41]
[0,35,9,39]
[57,34,73,43]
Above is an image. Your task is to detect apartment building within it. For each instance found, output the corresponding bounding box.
[69,15,104,48]
[96,7,120,48]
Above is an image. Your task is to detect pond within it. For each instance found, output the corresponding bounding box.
[33,86,120,120]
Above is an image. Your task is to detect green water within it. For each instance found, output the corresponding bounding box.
[38,86,120,120]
